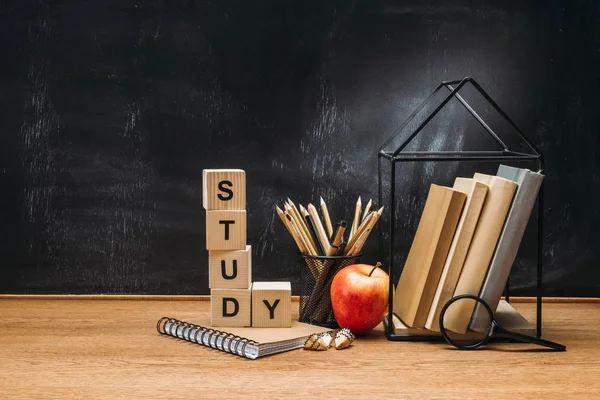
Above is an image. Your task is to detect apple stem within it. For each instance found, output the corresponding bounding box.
[368,262,383,277]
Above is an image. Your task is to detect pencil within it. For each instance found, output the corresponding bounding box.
[286,202,316,252]
[327,221,347,256]
[286,214,318,277]
[335,242,347,256]
[346,207,383,255]
[302,209,325,256]
[349,196,362,241]
[276,206,303,250]
[286,212,318,257]
[307,203,333,256]
[330,221,347,247]
[320,197,334,238]
[345,211,374,252]
[286,199,311,239]
[362,199,373,222]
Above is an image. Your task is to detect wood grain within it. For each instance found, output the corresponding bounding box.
[202,169,246,211]
[205,210,247,250]
[210,287,252,327]
[209,246,252,289]
[251,281,292,328]
[0,299,598,400]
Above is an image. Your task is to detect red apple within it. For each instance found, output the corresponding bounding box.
[330,263,389,335]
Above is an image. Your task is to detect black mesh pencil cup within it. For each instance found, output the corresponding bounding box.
[299,253,362,328]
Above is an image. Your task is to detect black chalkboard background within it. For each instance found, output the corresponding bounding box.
[1,0,598,295]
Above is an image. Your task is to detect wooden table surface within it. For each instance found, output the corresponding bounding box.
[1,298,599,400]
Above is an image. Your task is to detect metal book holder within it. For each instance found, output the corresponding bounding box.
[377,77,544,341]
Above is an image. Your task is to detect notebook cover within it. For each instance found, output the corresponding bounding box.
[187,317,330,345]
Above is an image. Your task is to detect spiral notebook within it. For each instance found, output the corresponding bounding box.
[157,316,332,359]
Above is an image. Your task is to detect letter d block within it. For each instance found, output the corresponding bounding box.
[203,169,246,210]
[206,210,246,250]
[211,287,252,327]
[252,282,292,328]
[209,245,252,289]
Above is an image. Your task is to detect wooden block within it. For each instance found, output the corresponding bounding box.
[210,287,252,327]
[209,245,252,289]
[203,169,246,210]
[206,210,246,250]
[252,282,291,328]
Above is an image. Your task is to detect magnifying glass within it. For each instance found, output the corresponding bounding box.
[439,294,566,351]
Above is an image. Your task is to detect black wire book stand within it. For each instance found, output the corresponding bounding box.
[377,77,544,341]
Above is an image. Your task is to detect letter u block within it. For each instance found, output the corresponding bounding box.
[252,282,292,328]
[203,169,246,210]
[210,286,252,327]
[206,210,246,250]
[208,246,252,289]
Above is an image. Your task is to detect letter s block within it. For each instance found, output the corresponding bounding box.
[252,282,292,328]
[206,210,246,250]
[210,286,252,327]
[203,169,246,211]
[208,245,252,289]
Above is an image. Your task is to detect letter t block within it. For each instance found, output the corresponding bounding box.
[252,282,292,328]
[206,210,246,250]
[210,287,252,327]
[203,169,246,210]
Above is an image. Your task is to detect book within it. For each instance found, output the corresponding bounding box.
[441,174,518,334]
[391,300,535,337]
[394,184,467,328]
[157,316,331,360]
[424,178,489,331]
[478,166,544,315]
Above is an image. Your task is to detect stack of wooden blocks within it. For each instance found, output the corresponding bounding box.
[203,169,292,328]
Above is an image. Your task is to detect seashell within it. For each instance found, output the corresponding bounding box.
[334,328,355,350]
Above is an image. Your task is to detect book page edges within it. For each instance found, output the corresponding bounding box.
[393,300,534,336]
[184,316,331,345]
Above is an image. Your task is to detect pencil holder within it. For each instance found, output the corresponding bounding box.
[299,253,362,328]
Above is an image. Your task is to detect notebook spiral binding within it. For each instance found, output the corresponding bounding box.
[156,316,258,357]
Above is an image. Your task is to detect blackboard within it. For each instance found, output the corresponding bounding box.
[1,0,598,296]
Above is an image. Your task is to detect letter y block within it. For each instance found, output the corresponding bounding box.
[252,282,291,328]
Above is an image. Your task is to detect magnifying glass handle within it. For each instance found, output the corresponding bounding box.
[498,329,566,351]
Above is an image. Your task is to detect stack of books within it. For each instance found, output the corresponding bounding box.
[393,164,544,335]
